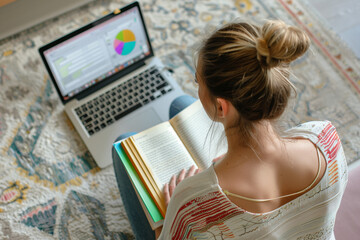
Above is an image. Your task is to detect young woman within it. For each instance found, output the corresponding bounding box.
[155,20,348,239]
[113,20,348,239]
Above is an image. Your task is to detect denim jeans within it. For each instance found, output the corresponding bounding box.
[112,95,196,240]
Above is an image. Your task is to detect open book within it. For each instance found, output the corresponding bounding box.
[113,100,227,229]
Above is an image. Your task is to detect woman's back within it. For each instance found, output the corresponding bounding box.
[159,121,348,239]
[215,132,327,214]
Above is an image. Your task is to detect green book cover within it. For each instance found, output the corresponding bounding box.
[113,141,163,223]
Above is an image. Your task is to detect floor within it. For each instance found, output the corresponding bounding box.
[307,0,360,60]
[312,1,360,237]
[334,159,360,239]
[308,0,360,171]
[1,0,358,58]
[0,0,93,40]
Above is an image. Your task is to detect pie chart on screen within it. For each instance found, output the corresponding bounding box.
[113,29,136,55]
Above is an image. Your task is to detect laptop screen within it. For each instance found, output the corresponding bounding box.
[39,2,153,103]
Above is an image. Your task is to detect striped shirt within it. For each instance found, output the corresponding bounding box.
[159,121,348,240]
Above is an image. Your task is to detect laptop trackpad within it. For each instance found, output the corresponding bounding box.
[126,107,163,132]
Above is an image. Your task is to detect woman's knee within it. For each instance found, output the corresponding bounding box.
[169,95,197,118]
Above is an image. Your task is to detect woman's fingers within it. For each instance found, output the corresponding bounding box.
[164,166,201,207]
[177,169,186,184]
[163,183,170,206]
[212,154,225,163]
[169,174,176,196]
[186,165,197,178]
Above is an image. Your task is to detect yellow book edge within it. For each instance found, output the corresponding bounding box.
[127,138,164,205]
[121,139,167,217]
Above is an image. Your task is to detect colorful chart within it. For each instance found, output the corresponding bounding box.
[113,29,136,55]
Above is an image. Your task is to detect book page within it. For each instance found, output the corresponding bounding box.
[170,100,227,170]
[131,122,196,190]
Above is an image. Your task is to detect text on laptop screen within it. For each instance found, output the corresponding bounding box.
[43,7,151,100]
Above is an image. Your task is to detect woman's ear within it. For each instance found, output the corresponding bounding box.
[216,98,229,118]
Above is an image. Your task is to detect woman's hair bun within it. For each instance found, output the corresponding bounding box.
[256,20,310,68]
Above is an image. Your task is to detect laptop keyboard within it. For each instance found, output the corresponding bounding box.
[74,67,173,136]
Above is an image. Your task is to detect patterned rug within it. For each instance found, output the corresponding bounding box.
[0,0,359,239]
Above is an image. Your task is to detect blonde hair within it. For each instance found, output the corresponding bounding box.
[198,20,310,145]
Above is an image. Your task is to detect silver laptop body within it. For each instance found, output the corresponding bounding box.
[39,2,184,168]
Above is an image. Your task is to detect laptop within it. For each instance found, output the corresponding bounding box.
[39,1,184,168]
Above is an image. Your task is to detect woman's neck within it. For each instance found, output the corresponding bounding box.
[223,121,284,164]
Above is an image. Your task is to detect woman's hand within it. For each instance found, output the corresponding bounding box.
[212,154,225,163]
[155,166,200,239]
[163,165,201,207]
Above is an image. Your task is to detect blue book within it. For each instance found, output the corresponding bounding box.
[113,141,164,229]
